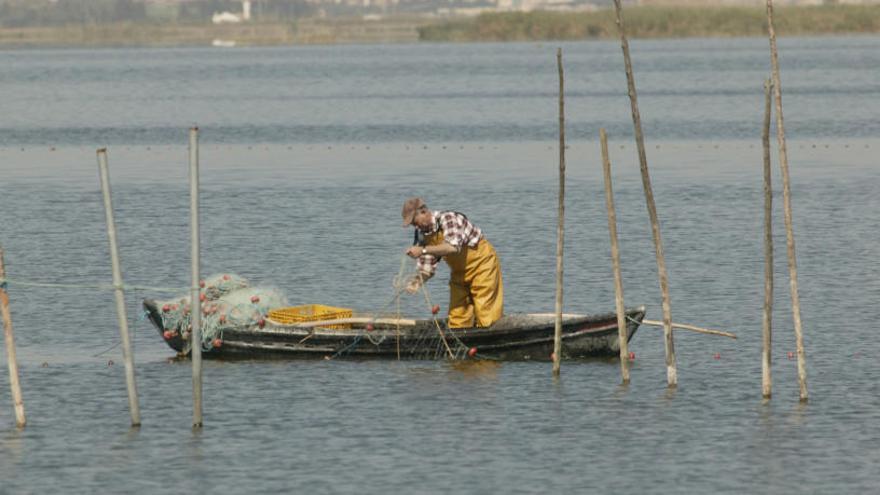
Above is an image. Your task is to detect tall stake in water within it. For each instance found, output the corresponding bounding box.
[766,0,808,402]
[553,47,565,376]
[190,127,204,426]
[0,246,26,427]
[761,79,774,399]
[600,129,630,384]
[612,0,677,387]
[97,149,141,427]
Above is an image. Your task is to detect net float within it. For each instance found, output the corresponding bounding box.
[258,318,266,328]
[366,323,374,332]
[431,304,440,315]
[251,295,260,303]
[163,330,173,340]
[223,275,230,281]
[212,338,222,348]
[162,304,171,312]
[199,280,205,288]
[628,351,636,361]
[219,315,226,324]
[788,351,795,359]
[199,293,206,302]
[714,352,721,360]
[468,347,477,358]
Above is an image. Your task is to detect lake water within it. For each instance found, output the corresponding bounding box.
[1,37,879,493]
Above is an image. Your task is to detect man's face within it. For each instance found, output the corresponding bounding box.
[412,209,433,230]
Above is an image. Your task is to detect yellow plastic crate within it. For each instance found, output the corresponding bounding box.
[267,304,353,329]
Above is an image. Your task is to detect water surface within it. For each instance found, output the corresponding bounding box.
[1,38,879,494]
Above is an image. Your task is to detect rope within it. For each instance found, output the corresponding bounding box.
[91,310,150,357]
[92,340,121,357]
[418,281,456,359]
[396,286,402,360]
[0,276,186,293]
[330,335,363,359]
[391,253,461,360]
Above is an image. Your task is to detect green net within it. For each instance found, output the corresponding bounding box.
[153,273,287,353]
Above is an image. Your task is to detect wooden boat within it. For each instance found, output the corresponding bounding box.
[143,299,646,361]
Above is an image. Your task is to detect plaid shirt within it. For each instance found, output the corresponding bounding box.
[416,211,483,276]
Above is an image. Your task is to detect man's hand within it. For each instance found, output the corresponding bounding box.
[406,246,424,258]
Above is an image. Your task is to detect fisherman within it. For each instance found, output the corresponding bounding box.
[401,197,503,328]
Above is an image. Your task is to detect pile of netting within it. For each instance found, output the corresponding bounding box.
[153,273,287,353]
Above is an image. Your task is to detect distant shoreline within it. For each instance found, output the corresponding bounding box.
[420,5,880,42]
[0,5,878,48]
[0,18,429,48]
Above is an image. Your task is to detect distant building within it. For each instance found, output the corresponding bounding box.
[211,0,252,24]
[212,11,243,23]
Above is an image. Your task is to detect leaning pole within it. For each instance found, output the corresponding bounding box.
[0,246,26,427]
[97,149,142,427]
[612,0,677,387]
[766,0,808,402]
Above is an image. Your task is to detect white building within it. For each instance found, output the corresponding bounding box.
[211,1,252,24]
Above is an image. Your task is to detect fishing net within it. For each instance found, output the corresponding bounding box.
[153,273,287,353]
[151,261,478,360]
[348,254,474,361]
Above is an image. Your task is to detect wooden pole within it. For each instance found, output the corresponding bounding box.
[189,127,204,426]
[766,0,808,402]
[641,320,737,340]
[96,149,142,427]
[761,78,774,399]
[600,129,629,384]
[0,246,26,427]
[612,0,677,387]
[552,47,565,376]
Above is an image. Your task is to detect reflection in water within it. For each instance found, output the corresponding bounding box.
[662,386,678,403]
[188,428,205,464]
[787,401,809,427]
[448,360,501,379]
[0,430,24,468]
[612,381,631,400]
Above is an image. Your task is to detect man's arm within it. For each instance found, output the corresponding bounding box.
[404,243,456,294]
[405,242,458,258]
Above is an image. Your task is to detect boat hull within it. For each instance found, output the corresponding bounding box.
[144,299,645,361]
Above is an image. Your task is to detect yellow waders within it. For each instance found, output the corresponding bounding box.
[425,232,504,328]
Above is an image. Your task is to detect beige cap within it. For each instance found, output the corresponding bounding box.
[401,197,425,227]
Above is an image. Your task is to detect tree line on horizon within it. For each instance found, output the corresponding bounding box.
[0,0,318,27]
[419,4,880,41]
